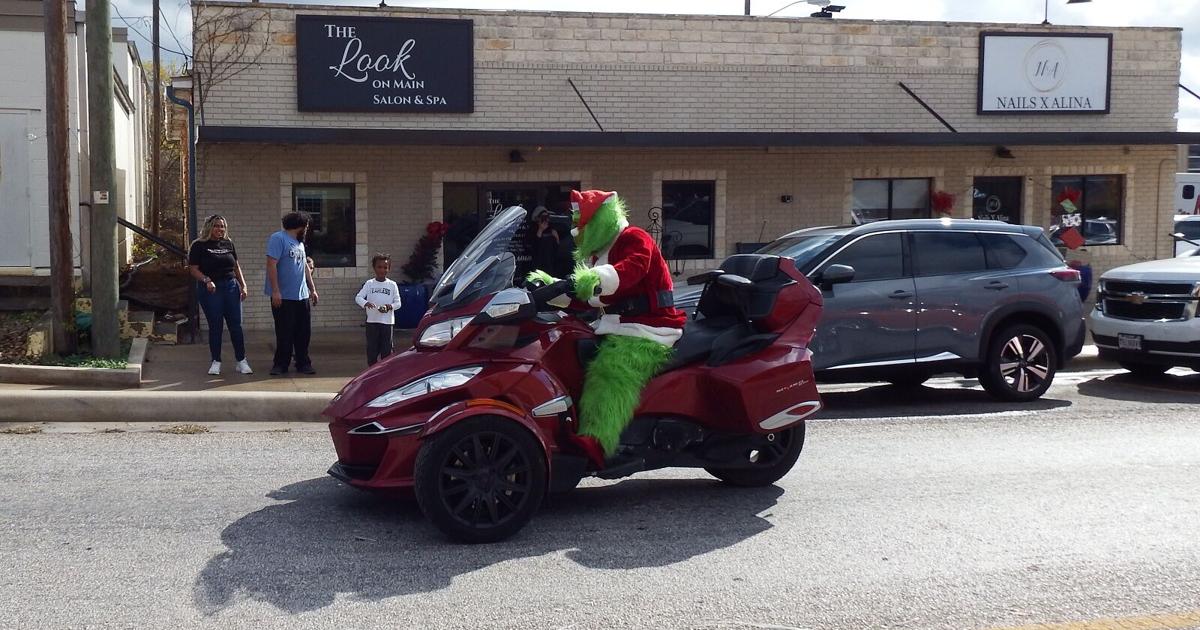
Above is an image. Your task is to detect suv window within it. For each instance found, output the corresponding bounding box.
[979,233,1028,270]
[824,233,906,282]
[913,232,987,277]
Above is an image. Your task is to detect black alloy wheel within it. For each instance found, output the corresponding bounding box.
[704,424,805,487]
[979,324,1057,402]
[414,417,546,543]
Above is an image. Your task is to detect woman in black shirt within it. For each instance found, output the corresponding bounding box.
[187,214,251,376]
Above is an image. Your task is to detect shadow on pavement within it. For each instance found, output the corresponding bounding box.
[815,384,1072,420]
[1076,372,1200,404]
[194,476,782,614]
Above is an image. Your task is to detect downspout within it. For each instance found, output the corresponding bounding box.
[166,83,199,344]
[166,84,197,243]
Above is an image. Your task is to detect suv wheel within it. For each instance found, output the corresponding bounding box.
[979,324,1057,402]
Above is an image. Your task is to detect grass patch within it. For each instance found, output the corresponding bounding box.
[0,425,43,435]
[159,424,210,434]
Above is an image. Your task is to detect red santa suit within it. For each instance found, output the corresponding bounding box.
[573,200,686,347]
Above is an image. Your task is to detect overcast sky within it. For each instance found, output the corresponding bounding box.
[107,0,1200,130]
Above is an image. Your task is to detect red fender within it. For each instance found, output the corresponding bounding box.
[421,399,552,473]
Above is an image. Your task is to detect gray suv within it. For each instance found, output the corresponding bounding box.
[676,220,1086,401]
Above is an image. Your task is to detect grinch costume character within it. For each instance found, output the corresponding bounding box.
[527,190,686,466]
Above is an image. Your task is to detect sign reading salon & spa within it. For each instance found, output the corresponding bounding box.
[977,32,1112,115]
[296,15,473,112]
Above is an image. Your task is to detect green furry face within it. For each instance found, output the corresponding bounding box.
[574,197,627,263]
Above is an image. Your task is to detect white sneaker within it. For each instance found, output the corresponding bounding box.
[235,359,253,375]
[207,361,221,375]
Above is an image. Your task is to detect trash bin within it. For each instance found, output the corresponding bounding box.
[394,283,430,329]
[1068,261,1092,302]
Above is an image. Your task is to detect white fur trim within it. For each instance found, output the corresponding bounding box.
[593,264,620,296]
[588,296,606,308]
[591,315,682,347]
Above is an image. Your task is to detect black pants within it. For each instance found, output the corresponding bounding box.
[365,322,394,366]
[272,299,311,370]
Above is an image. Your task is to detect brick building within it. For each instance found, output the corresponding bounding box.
[193,1,1199,330]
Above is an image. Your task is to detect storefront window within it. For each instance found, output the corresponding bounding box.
[851,178,931,223]
[1188,144,1200,173]
[1050,175,1124,246]
[442,182,578,279]
[293,184,355,267]
[971,177,1023,224]
[662,180,715,260]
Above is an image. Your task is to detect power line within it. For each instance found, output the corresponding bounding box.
[110,3,190,57]
[161,9,191,56]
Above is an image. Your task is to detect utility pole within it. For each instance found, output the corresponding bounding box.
[151,0,161,234]
[85,0,121,358]
[43,0,76,354]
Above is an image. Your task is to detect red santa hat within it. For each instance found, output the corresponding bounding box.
[571,189,617,230]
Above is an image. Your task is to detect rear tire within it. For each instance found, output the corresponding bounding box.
[1118,361,1170,379]
[979,324,1058,402]
[705,425,805,487]
[414,416,546,544]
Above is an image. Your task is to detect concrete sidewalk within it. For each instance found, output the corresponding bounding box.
[0,330,1111,424]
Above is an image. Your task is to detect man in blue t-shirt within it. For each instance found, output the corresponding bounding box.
[265,212,320,375]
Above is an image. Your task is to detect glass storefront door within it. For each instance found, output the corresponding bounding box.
[971,177,1023,224]
[443,181,579,279]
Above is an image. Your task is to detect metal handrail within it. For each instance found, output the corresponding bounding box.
[116,216,187,259]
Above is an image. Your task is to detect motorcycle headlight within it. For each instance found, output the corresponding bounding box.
[365,366,483,408]
[417,316,472,347]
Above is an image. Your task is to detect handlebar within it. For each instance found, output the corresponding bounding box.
[529,278,575,310]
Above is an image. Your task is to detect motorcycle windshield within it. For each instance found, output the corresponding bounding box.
[430,206,527,310]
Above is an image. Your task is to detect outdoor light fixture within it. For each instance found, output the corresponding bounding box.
[995,146,1015,159]
[765,0,846,18]
[508,149,526,163]
[1043,0,1091,25]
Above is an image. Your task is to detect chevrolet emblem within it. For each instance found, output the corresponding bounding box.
[1123,292,1148,305]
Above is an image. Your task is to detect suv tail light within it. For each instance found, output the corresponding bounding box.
[1050,268,1081,282]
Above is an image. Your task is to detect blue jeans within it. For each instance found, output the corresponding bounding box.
[198,278,246,363]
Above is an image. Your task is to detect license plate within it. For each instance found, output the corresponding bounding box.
[1118,334,1143,351]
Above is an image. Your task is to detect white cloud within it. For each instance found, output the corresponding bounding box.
[101,0,1200,128]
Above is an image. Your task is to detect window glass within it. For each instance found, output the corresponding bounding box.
[979,233,1028,270]
[1188,145,1200,173]
[757,233,845,269]
[913,232,987,277]
[1175,220,1200,240]
[293,185,354,267]
[1183,185,1195,200]
[662,180,716,260]
[972,177,1023,223]
[825,233,905,282]
[1050,175,1124,246]
[851,178,931,224]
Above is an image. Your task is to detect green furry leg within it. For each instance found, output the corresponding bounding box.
[578,335,674,455]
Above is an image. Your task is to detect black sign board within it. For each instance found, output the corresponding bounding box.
[296,15,473,113]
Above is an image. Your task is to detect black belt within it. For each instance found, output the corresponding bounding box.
[605,291,675,317]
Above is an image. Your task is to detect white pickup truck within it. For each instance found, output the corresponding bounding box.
[1090,257,1200,376]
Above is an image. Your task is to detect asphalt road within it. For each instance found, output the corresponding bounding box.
[2,367,1199,630]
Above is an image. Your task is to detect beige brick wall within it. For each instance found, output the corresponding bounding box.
[198,142,1177,330]
[194,3,1181,134]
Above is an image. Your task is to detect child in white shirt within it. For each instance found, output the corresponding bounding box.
[355,254,402,365]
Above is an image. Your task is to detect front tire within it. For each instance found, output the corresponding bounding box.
[1118,361,1170,379]
[979,324,1057,402]
[414,416,547,544]
[705,425,805,487]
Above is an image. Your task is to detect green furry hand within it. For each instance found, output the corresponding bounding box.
[525,270,559,287]
[571,266,602,301]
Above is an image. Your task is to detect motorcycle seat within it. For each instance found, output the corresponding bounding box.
[659,316,746,373]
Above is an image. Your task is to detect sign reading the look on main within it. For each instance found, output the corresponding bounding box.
[978,32,1112,115]
[295,15,474,113]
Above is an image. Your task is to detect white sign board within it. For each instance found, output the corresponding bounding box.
[978,32,1112,115]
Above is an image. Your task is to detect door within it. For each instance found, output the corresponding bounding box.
[812,232,917,371]
[0,112,32,266]
[972,177,1023,224]
[911,231,1012,363]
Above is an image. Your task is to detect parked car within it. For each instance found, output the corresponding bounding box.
[1090,257,1200,377]
[1173,215,1200,257]
[674,219,1087,401]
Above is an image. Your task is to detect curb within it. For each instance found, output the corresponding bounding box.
[0,338,149,388]
[0,389,334,424]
